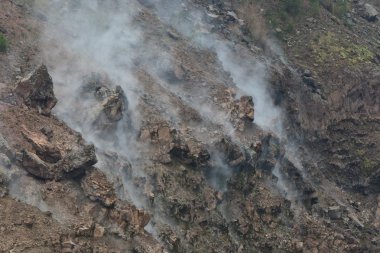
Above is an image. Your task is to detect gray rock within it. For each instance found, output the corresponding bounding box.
[55,144,97,175]
[328,206,342,220]
[360,3,378,22]
[83,74,128,125]
[348,212,364,228]
[0,153,11,168]
[303,69,312,78]
[0,172,8,197]
[0,134,12,159]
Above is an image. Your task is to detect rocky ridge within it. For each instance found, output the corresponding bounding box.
[0,0,379,253]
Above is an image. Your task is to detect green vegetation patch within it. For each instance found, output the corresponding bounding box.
[310,32,374,65]
[0,34,6,53]
[355,149,377,176]
[265,0,321,35]
[262,0,351,39]
[320,0,350,18]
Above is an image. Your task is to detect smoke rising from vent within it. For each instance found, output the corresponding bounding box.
[144,0,284,137]
[33,0,309,234]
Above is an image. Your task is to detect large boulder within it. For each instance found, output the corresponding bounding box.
[359,3,378,22]
[14,65,57,116]
[21,144,97,180]
[95,85,127,122]
[54,144,97,176]
[81,73,128,129]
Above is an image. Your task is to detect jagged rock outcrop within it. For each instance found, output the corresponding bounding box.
[2,1,380,252]
[81,73,128,130]
[230,95,255,131]
[81,168,117,207]
[110,203,151,234]
[14,64,57,116]
[20,144,96,180]
[56,144,97,176]
[0,172,8,197]
[213,137,254,169]
[140,122,210,167]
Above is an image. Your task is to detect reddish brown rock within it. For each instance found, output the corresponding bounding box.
[81,168,117,207]
[14,65,57,116]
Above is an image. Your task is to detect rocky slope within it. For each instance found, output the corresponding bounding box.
[0,0,379,252]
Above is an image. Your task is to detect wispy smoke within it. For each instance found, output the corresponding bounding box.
[143,0,313,205]
[144,0,284,137]
[33,0,310,237]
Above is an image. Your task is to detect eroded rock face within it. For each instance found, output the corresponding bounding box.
[21,125,62,163]
[14,65,57,116]
[214,137,254,169]
[230,95,255,131]
[139,122,210,167]
[95,85,127,123]
[21,150,56,179]
[81,168,117,207]
[109,202,151,235]
[0,172,8,197]
[3,1,380,252]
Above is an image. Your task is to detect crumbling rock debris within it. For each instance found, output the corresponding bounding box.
[14,64,57,116]
[230,95,254,131]
[96,85,127,122]
[82,73,128,128]
[0,133,13,160]
[40,126,54,141]
[75,220,95,237]
[256,134,281,172]
[328,206,342,220]
[0,172,8,197]
[109,202,151,236]
[93,223,105,238]
[158,225,180,251]
[171,129,211,168]
[81,168,117,207]
[0,153,11,168]
[140,123,210,167]
[362,168,380,193]
[132,234,166,253]
[214,137,253,169]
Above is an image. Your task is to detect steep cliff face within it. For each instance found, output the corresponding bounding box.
[0,0,379,252]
